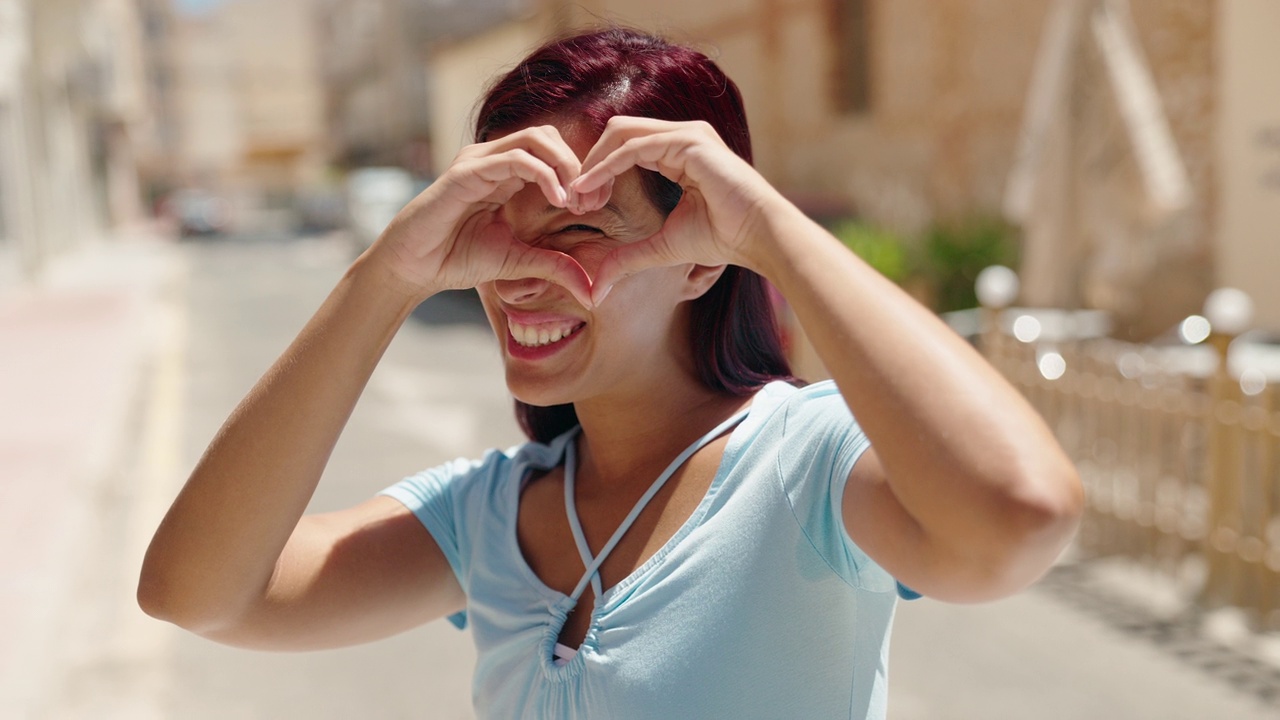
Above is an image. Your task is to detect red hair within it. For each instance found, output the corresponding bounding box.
[475,27,795,443]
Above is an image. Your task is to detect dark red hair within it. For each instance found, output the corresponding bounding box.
[475,27,794,443]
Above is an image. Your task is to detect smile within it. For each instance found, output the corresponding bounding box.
[507,319,585,348]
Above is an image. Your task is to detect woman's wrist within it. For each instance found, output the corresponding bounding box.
[347,245,437,316]
[735,193,829,282]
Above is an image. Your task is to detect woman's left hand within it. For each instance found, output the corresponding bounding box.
[569,116,782,304]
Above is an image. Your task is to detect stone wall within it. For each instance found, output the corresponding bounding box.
[453,0,1235,332]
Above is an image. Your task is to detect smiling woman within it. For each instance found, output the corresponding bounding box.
[138,26,1083,720]
[471,33,789,444]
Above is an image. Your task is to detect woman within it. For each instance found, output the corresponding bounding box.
[140,28,1082,719]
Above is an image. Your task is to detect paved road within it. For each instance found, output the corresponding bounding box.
[37,234,500,719]
[17,232,1280,718]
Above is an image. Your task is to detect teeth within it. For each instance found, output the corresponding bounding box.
[508,320,581,348]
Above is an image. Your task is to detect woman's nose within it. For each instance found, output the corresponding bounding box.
[492,276,552,305]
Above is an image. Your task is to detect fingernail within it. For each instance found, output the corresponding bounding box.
[555,185,568,207]
[594,284,613,306]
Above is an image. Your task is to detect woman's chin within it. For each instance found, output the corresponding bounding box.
[504,374,577,408]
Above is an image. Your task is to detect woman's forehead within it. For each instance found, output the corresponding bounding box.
[533,116,601,160]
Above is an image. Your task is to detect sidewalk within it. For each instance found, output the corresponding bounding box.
[0,226,179,716]
[890,558,1280,718]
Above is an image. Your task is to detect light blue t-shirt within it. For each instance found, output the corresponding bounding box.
[381,380,915,719]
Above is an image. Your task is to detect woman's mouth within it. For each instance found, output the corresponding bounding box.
[503,313,587,361]
[507,319,585,348]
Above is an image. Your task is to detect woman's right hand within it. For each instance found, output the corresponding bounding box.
[368,126,594,307]
[138,128,600,647]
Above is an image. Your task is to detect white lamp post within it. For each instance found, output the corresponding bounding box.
[975,265,1020,358]
[976,265,1020,310]
[1203,288,1254,337]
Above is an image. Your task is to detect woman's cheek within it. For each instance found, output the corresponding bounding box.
[565,244,612,277]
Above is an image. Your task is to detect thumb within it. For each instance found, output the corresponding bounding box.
[590,232,680,306]
[497,245,594,309]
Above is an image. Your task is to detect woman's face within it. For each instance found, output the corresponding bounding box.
[475,119,701,408]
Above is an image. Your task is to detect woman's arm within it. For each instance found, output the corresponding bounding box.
[572,117,1083,602]
[747,200,1082,602]
[139,126,593,646]
[137,257,464,644]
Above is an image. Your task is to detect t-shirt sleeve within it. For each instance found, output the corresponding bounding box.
[379,455,492,629]
[776,382,917,599]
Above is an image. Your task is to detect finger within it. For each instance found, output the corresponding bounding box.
[576,116,675,175]
[573,133,692,196]
[482,125,582,194]
[567,179,612,215]
[497,245,594,309]
[590,233,681,306]
[574,117,711,194]
[469,149,567,208]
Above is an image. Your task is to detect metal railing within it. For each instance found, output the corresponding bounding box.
[974,269,1280,628]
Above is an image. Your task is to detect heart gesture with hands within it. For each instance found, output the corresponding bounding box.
[569,116,781,305]
[373,117,780,308]
[371,125,596,308]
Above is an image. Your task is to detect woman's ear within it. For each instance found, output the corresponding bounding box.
[680,263,727,301]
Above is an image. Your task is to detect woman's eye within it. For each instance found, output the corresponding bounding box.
[558,224,603,235]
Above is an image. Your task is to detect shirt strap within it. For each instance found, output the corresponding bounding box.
[563,408,751,604]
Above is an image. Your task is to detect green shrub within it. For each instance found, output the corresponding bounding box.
[921,217,1019,313]
[828,220,914,285]
[824,215,1019,313]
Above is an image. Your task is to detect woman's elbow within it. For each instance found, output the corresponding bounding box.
[137,567,179,623]
[137,559,197,627]
[976,463,1085,599]
[1016,458,1085,552]
[137,555,231,634]
[931,463,1084,603]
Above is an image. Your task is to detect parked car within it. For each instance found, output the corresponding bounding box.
[164,189,233,237]
[294,187,347,235]
[345,167,424,248]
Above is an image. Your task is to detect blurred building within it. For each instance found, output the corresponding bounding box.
[1006,0,1213,338]
[316,0,432,173]
[427,0,1057,229]
[164,0,328,226]
[1215,1,1280,333]
[425,0,1278,335]
[132,0,183,208]
[0,0,155,286]
[316,0,519,176]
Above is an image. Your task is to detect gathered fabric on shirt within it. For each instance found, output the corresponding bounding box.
[380,380,914,720]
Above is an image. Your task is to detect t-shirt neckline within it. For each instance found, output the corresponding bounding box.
[505,385,782,612]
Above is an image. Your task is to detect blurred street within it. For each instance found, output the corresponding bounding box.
[2,0,1279,718]
[3,231,1279,719]
[2,229,495,719]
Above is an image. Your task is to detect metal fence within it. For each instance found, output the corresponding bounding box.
[979,305,1280,629]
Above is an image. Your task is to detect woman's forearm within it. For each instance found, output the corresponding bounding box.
[138,251,423,631]
[746,198,1082,576]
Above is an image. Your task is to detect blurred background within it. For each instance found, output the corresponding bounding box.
[1,0,1278,717]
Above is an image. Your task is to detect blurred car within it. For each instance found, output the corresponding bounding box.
[294,187,347,235]
[165,189,233,237]
[345,167,424,248]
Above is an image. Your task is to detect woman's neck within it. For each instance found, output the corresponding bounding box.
[570,376,754,494]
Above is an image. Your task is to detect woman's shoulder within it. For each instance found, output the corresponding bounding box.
[743,378,861,445]
[754,378,846,417]
[396,429,575,498]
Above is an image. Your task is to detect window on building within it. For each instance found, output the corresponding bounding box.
[833,0,872,114]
